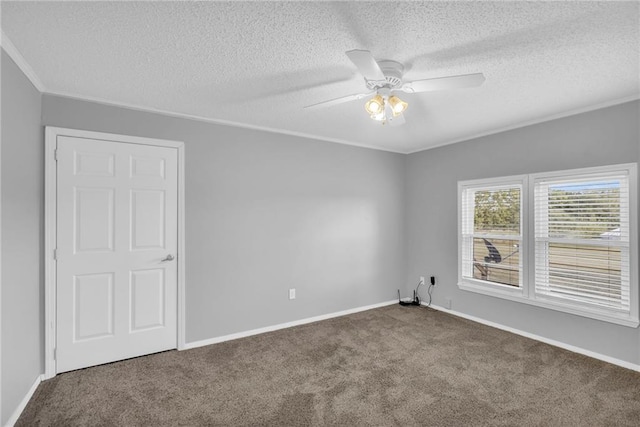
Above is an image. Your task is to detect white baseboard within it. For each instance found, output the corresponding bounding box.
[427,303,640,372]
[183,299,397,350]
[10,301,634,427]
[4,374,43,427]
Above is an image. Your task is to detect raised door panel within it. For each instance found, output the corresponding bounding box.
[74,273,115,341]
[130,190,165,250]
[131,156,166,179]
[74,151,115,176]
[130,269,165,332]
[74,188,115,253]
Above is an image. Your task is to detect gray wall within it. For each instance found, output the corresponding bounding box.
[3,44,638,422]
[41,95,407,343]
[406,100,640,365]
[1,50,44,424]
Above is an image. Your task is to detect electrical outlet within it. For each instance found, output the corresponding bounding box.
[289,288,296,300]
[445,297,452,309]
[419,276,425,285]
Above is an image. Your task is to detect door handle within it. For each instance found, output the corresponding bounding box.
[161,254,175,262]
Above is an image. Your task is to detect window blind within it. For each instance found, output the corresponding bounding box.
[461,184,523,288]
[534,173,630,312]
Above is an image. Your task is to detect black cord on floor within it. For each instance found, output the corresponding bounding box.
[415,281,423,304]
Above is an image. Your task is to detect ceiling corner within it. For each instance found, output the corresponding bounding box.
[1,29,46,92]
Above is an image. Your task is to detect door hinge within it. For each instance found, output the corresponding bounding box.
[53,348,56,360]
[54,149,58,161]
[53,248,57,260]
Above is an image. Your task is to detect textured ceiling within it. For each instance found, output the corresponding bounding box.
[2,1,639,153]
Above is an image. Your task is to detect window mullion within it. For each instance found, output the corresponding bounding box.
[458,163,637,327]
[534,181,550,298]
[525,176,535,299]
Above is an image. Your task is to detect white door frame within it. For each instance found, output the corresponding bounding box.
[44,126,186,379]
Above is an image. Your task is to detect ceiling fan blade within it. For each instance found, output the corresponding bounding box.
[304,92,373,110]
[400,73,485,93]
[345,50,386,82]
[389,113,406,127]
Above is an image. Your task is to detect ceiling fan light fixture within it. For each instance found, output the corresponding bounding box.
[364,94,384,114]
[388,95,408,116]
[370,111,385,122]
[303,49,485,129]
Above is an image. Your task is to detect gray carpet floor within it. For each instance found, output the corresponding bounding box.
[17,305,640,426]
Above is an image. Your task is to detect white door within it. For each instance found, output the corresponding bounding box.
[56,135,178,373]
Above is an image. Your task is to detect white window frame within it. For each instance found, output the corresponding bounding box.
[458,175,528,299]
[458,163,638,328]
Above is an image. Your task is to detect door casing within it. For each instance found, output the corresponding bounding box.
[44,126,186,379]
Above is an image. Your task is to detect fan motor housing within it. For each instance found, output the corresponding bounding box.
[366,60,404,90]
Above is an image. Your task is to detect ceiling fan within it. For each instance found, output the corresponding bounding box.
[304,50,485,126]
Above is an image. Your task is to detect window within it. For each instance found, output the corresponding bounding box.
[458,164,638,327]
[460,180,524,290]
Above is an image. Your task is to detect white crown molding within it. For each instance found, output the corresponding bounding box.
[42,88,640,156]
[0,30,46,93]
[408,94,640,155]
[43,90,407,154]
[0,30,403,154]
[2,28,637,156]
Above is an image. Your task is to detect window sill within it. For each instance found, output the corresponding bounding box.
[458,280,639,328]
